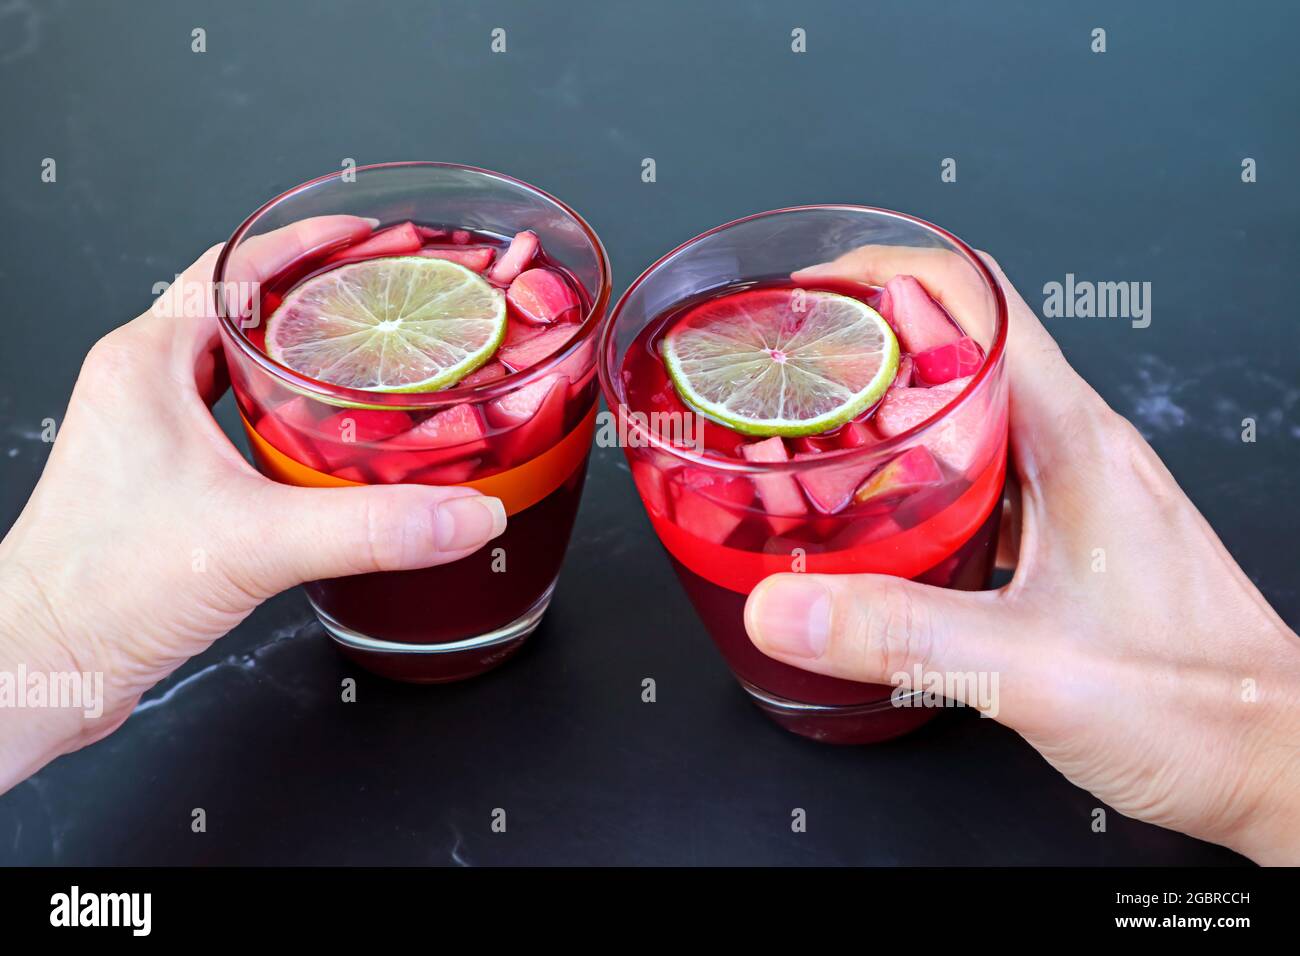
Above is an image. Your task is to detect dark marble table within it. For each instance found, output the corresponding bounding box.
[1,0,1293,865]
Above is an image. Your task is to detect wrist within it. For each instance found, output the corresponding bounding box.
[1221,639,1300,866]
[1225,776,1300,866]
[0,562,102,793]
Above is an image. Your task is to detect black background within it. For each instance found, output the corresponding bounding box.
[1,1,1295,864]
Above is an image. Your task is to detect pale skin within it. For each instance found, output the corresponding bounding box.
[0,230,1295,865]
[0,217,506,793]
[745,247,1300,865]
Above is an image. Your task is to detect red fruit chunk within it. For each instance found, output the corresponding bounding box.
[488,230,540,285]
[671,469,754,543]
[254,398,326,470]
[498,323,580,372]
[874,377,972,438]
[418,246,494,272]
[267,394,321,430]
[451,230,472,245]
[853,446,943,506]
[646,380,693,436]
[416,225,448,241]
[487,374,560,426]
[834,513,905,549]
[412,457,481,484]
[568,365,597,404]
[315,408,414,469]
[874,376,979,472]
[796,454,881,515]
[386,404,490,464]
[562,337,598,399]
[740,437,807,533]
[630,460,671,518]
[792,419,878,454]
[459,361,507,387]
[318,408,412,442]
[879,275,961,354]
[487,374,569,464]
[368,450,430,483]
[508,268,579,325]
[894,355,914,387]
[640,375,733,456]
[503,319,545,349]
[740,436,792,466]
[646,371,691,414]
[837,420,878,450]
[324,221,422,264]
[697,420,742,457]
[913,336,983,386]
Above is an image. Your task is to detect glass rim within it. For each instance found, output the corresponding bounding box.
[213,161,612,409]
[595,203,1009,475]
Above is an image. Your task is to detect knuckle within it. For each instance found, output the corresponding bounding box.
[79,328,147,390]
[357,494,412,572]
[848,582,933,679]
[1105,409,1147,451]
[1092,408,1152,468]
[1106,414,1181,506]
[211,552,272,611]
[82,328,133,372]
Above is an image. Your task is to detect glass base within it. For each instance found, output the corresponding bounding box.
[313,581,556,684]
[740,679,943,745]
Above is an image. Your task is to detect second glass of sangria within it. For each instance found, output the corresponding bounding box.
[216,162,610,682]
[600,205,1008,744]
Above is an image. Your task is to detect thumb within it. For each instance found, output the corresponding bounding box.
[745,572,1031,718]
[235,482,506,598]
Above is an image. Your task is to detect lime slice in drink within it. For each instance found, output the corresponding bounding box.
[661,288,900,437]
[265,256,507,392]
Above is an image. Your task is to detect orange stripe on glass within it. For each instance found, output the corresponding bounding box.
[240,404,597,516]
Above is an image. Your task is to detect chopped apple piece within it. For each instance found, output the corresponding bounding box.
[385,404,490,465]
[417,246,494,272]
[488,230,539,285]
[853,446,944,506]
[913,336,983,385]
[670,469,754,543]
[508,268,579,324]
[486,375,569,464]
[314,408,414,469]
[459,362,507,387]
[324,221,422,264]
[797,455,881,515]
[879,275,962,354]
[740,437,807,533]
[499,323,580,372]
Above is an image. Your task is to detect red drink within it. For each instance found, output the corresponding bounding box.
[601,207,1008,743]
[216,164,610,682]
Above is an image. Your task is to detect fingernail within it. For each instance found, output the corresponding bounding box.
[362,217,382,228]
[749,578,831,658]
[433,496,506,551]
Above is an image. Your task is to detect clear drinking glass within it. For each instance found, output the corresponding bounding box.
[598,205,1008,743]
[215,163,611,682]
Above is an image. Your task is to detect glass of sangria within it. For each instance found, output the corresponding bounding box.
[599,205,1008,744]
[215,162,611,682]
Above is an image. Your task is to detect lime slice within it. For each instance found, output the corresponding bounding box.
[661,288,900,437]
[265,256,507,393]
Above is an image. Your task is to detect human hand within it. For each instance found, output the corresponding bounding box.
[743,245,1300,864]
[0,217,506,793]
